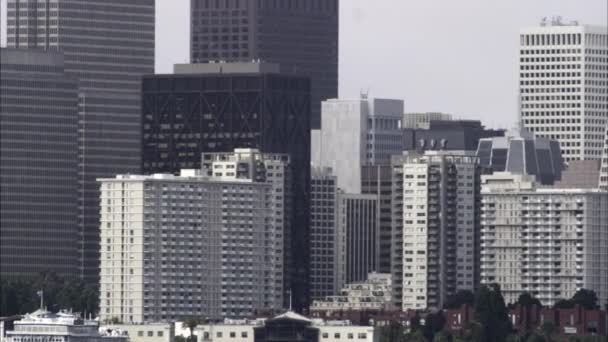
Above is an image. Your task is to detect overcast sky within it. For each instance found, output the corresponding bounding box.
[1,0,606,128]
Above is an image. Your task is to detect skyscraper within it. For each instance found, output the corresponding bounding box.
[391,151,480,310]
[141,62,311,311]
[6,0,156,281]
[1,48,79,279]
[519,18,607,162]
[189,0,339,129]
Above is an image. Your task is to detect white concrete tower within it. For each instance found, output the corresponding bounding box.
[519,18,607,162]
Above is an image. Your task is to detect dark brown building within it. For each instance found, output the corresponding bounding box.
[190,0,339,129]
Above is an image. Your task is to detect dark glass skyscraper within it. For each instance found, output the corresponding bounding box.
[141,63,311,311]
[190,0,339,129]
[7,0,155,281]
[1,48,79,279]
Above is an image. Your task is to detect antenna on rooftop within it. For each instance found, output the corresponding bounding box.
[36,290,44,310]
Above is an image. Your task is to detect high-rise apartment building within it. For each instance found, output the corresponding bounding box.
[519,18,607,162]
[0,48,79,279]
[402,112,453,129]
[99,149,288,322]
[189,0,339,129]
[141,63,311,310]
[600,124,608,190]
[6,0,156,281]
[312,96,404,193]
[391,151,480,310]
[480,172,608,307]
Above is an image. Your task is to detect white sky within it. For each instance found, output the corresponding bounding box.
[1,0,606,128]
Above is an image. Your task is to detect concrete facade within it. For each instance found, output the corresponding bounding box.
[311,273,392,313]
[600,124,608,190]
[313,96,403,193]
[98,149,288,323]
[519,20,608,162]
[391,151,480,310]
[402,112,453,129]
[480,172,608,307]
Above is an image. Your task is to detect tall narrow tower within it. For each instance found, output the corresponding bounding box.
[7,0,155,282]
[519,18,607,162]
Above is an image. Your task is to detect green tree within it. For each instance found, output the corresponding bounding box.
[474,284,512,342]
[445,290,475,309]
[570,289,599,310]
[423,311,446,341]
[554,289,599,310]
[404,329,426,342]
[516,293,542,308]
[526,333,545,342]
[538,322,557,342]
[0,273,100,317]
[432,329,453,342]
[183,318,199,342]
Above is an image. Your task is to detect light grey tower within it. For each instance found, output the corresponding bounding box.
[7,0,155,281]
[519,18,607,162]
[189,0,339,129]
[1,48,79,279]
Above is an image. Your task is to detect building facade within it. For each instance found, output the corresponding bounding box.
[187,312,379,342]
[311,273,392,313]
[341,194,379,285]
[98,150,288,322]
[310,167,343,300]
[519,19,607,162]
[189,0,338,129]
[480,172,608,307]
[477,128,564,185]
[0,48,79,279]
[361,165,393,274]
[403,120,505,152]
[391,151,480,310]
[402,112,453,129]
[600,124,608,190]
[6,0,156,282]
[313,96,403,193]
[142,64,311,311]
